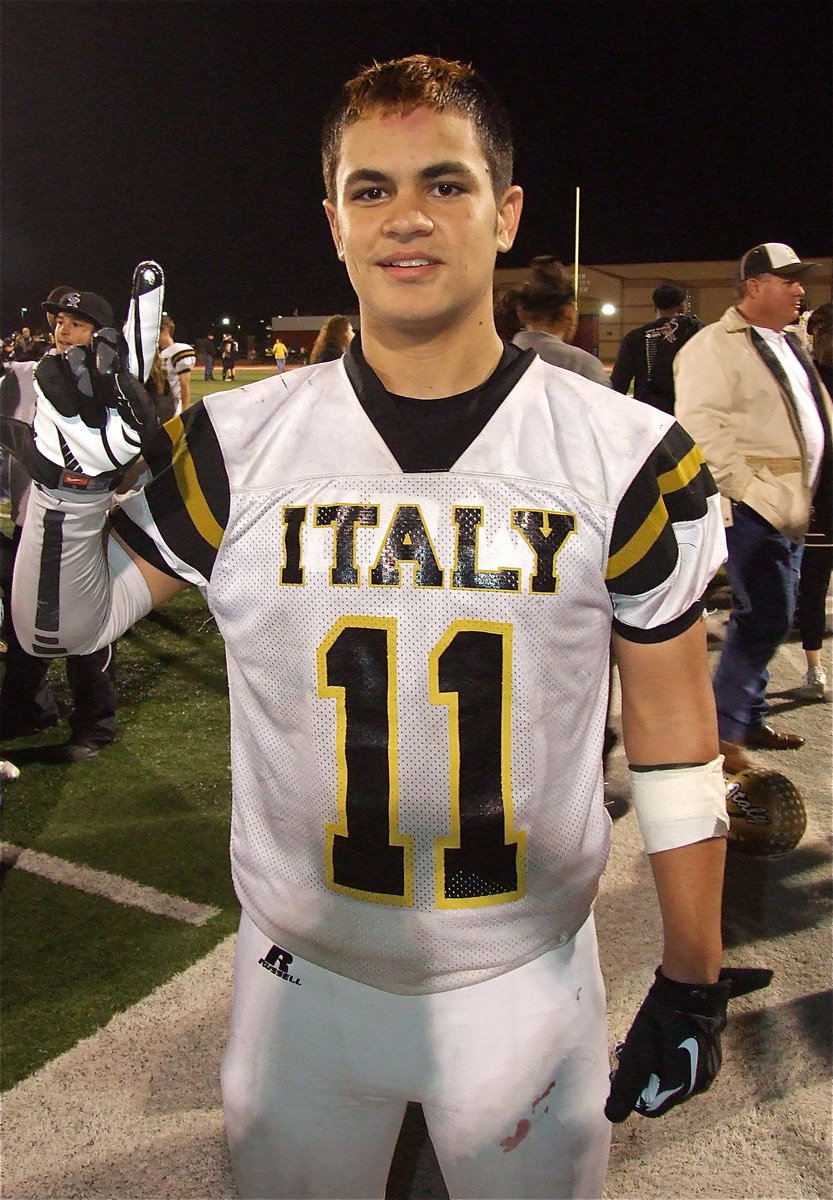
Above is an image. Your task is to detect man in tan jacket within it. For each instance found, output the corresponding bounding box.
[675,243,833,774]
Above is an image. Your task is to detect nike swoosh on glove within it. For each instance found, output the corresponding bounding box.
[604,965,773,1122]
[0,330,159,494]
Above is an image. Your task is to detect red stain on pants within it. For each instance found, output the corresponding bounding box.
[501,1118,531,1152]
[500,1080,556,1152]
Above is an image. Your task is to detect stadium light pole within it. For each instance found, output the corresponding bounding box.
[573,187,580,302]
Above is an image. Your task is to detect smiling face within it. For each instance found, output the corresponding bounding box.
[53,311,96,353]
[323,107,522,343]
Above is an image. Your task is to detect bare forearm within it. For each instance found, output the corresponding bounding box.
[615,620,726,983]
[650,837,726,983]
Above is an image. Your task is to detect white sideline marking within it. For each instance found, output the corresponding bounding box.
[1,843,221,925]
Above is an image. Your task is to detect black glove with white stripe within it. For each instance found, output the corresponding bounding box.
[604,966,773,1122]
[1,329,158,494]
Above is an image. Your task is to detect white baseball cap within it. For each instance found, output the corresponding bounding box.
[739,243,821,281]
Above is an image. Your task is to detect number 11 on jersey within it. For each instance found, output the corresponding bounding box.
[318,617,527,909]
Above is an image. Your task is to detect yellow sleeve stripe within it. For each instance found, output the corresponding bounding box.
[606,447,705,581]
[606,495,668,580]
[165,417,225,549]
[657,445,705,495]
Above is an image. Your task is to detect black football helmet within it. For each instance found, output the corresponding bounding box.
[725,768,807,857]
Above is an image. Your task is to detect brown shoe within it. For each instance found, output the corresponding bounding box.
[719,739,754,775]
[744,725,805,751]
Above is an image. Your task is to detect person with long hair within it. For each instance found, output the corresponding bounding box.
[308,314,354,363]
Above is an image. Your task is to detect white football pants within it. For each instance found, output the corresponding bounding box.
[222,911,611,1199]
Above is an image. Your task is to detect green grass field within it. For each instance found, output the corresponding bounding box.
[190,364,282,402]
[0,370,289,1091]
[1,588,241,1089]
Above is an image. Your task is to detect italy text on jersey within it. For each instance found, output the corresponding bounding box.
[108,369,724,990]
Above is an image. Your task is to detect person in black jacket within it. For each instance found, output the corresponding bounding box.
[795,302,833,700]
[611,284,703,414]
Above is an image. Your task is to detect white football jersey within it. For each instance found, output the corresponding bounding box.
[158,341,195,413]
[114,347,725,993]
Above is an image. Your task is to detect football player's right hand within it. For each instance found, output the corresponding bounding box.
[1,329,159,494]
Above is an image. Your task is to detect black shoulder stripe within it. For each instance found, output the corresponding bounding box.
[122,402,229,581]
[109,508,184,580]
[606,422,715,595]
[613,599,704,644]
[609,521,680,595]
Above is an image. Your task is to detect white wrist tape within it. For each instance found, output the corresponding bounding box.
[629,756,729,855]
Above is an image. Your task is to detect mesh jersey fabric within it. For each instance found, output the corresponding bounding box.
[111,347,725,993]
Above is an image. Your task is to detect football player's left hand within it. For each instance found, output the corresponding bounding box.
[604,966,773,1122]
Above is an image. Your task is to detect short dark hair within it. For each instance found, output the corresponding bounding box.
[321,54,514,202]
[652,284,687,310]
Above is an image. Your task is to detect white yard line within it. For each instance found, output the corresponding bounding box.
[1,842,221,925]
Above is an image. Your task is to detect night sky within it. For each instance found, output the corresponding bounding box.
[2,0,830,338]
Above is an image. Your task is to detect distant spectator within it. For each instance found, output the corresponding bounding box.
[308,315,354,364]
[146,352,176,423]
[204,333,217,381]
[786,300,812,350]
[158,315,195,413]
[675,242,831,773]
[221,332,239,380]
[493,288,524,341]
[511,257,610,387]
[611,284,704,414]
[795,302,833,701]
[30,330,50,360]
[12,327,37,362]
[271,335,289,373]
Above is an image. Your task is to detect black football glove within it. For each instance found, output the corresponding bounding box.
[0,329,158,494]
[605,965,773,1122]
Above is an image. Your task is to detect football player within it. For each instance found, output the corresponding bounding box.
[6,56,770,1200]
[157,314,195,413]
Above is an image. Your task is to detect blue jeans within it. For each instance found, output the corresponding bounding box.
[713,501,803,741]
